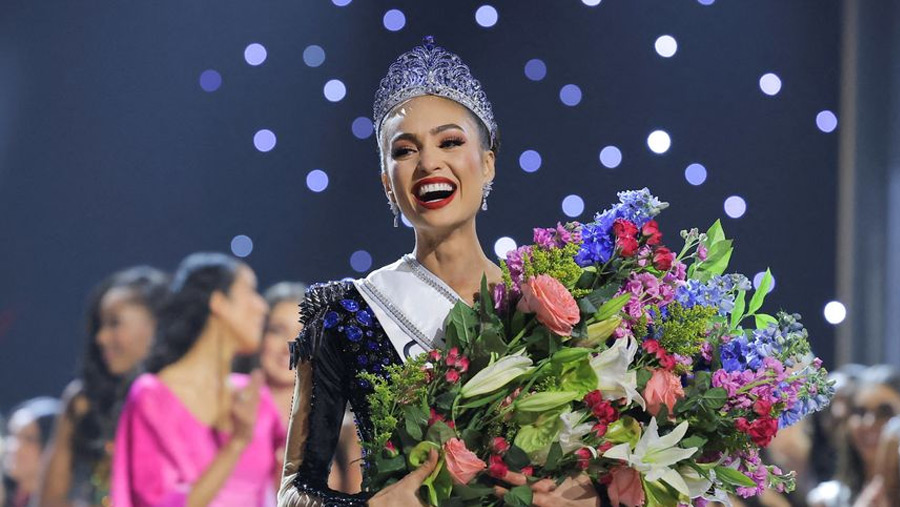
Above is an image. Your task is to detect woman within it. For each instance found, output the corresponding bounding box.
[278,37,601,506]
[111,253,286,506]
[36,266,168,507]
[3,397,60,507]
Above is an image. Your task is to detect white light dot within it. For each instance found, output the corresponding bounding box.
[494,237,518,259]
[724,195,747,218]
[323,79,347,102]
[824,301,847,325]
[519,150,542,173]
[753,271,776,293]
[244,43,267,66]
[475,5,498,27]
[253,129,276,152]
[351,117,374,139]
[231,235,253,258]
[684,163,707,186]
[559,84,582,106]
[816,110,838,133]
[562,195,585,217]
[759,73,782,96]
[599,146,622,169]
[401,214,413,228]
[350,250,373,273]
[306,169,329,192]
[383,9,406,31]
[524,59,547,81]
[647,130,671,154]
[582,0,602,5]
[303,45,326,67]
[655,35,678,58]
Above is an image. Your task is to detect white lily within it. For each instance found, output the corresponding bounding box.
[603,418,698,497]
[558,410,595,454]
[679,465,714,498]
[460,350,534,398]
[589,336,645,409]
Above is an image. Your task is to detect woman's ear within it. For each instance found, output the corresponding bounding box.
[381,170,394,203]
[482,149,496,183]
[208,290,228,319]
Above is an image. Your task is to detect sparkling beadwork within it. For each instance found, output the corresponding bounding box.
[345,325,363,342]
[341,299,360,312]
[373,36,497,148]
[356,309,373,327]
[403,255,461,304]
[323,311,341,329]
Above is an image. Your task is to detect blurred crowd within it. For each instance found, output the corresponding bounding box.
[1,254,899,506]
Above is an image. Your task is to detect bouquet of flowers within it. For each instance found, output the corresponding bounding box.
[360,189,833,507]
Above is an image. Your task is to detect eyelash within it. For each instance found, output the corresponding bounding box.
[392,137,466,158]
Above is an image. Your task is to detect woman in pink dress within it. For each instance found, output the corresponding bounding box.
[112,252,286,506]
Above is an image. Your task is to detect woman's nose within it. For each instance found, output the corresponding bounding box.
[417,145,443,173]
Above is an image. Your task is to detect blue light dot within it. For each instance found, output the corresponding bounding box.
[332,0,352,6]
[307,169,329,192]
[724,196,747,218]
[324,79,347,102]
[685,163,707,186]
[352,117,374,139]
[253,129,276,152]
[231,235,253,258]
[303,45,326,67]
[698,0,715,5]
[475,5,498,27]
[494,237,517,259]
[759,73,782,96]
[350,250,373,273]
[599,146,622,168]
[562,195,585,217]
[244,43,267,66]
[753,271,776,293]
[519,150,542,173]
[560,84,582,106]
[199,69,222,92]
[524,59,547,81]
[816,110,838,133]
[383,9,406,31]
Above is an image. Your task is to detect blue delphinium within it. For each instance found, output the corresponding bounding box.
[575,209,616,266]
[613,188,669,228]
[675,274,751,317]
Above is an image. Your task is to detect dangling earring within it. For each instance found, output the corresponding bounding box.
[482,181,493,211]
[387,191,400,227]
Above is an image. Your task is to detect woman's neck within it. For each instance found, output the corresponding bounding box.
[164,320,235,390]
[413,221,502,304]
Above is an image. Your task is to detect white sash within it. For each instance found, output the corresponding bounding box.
[354,255,463,361]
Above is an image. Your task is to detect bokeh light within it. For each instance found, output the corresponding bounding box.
[582,0,602,5]
[816,110,838,133]
[559,84,582,106]
[562,195,585,217]
[352,117,374,139]
[655,35,678,58]
[519,150,542,173]
[303,45,326,67]
[332,0,352,6]
[759,73,782,96]
[685,163,707,186]
[724,196,747,218]
[324,79,347,102]
[475,5,498,27]
[199,70,222,92]
[753,271,776,293]
[383,9,406,31]
[244,43,267,66]
[253,129,276,152]
[307,169,329,192]
[697,0,715,5]
[599,146,622,169]
[524,59,547,81]
[350,250,373,273]
[231,235,253,258]
[647,130,671,154]
[824,301,847,325]
[494,237,517,259]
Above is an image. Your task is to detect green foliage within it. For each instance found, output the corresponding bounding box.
[358,356,429,458]
[659,302,717,357]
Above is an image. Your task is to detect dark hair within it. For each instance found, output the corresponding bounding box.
[74,266,169,465]
[9,397,62,449]
[145,252,243,374]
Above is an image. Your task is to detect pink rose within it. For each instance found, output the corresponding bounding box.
[608,466,645,507]
[443,438,486,485]
[516,274,580,336]
[643,368,685,417]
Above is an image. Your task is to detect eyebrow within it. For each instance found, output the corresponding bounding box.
[391,123,467,144]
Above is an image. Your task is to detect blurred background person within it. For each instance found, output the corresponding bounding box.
[111,252,285,506]
[35,266,168,507]
[3,398,60,507]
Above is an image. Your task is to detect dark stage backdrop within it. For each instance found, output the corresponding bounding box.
[0,1,840,410]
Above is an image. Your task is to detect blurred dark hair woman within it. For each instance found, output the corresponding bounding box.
[4,397,61,507]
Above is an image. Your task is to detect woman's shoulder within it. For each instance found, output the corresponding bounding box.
[292,280,370,362]
[124,373,171,407]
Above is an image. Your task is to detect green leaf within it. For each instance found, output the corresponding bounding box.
[504,445,532,470]
[375,454,407,475]
[434,391,457,412]
[747,268,773,315]
[586,282,621,309]
[457,389,508,410]
[643,479,682,507]
[755,313,778,329]
[503,485,533,507]
[730,290,746,329]
[637,368,653,390]
[715,466,759,487]
[578,298,598,315]
[479,275,494,321]
[445,303,478,348]
[702,387,728,410]
[405,415,423,440]
[515,391,580,412]
[594,292,632,321]
[424,420,457,445]
[543,442,563,471]
[453,483,497,501]
[706,220,726,245]
[680,435,707,449]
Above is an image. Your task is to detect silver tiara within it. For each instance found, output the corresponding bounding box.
[373,36,497,147]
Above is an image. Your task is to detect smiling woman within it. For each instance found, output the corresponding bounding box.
[277,37,602,507]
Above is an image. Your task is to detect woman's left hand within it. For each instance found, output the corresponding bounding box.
[493,471,600,507]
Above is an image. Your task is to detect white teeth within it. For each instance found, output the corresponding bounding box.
[417,182,455,197]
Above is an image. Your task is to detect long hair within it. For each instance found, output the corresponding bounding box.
[145,252,242,374]
[74,266,168,466]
